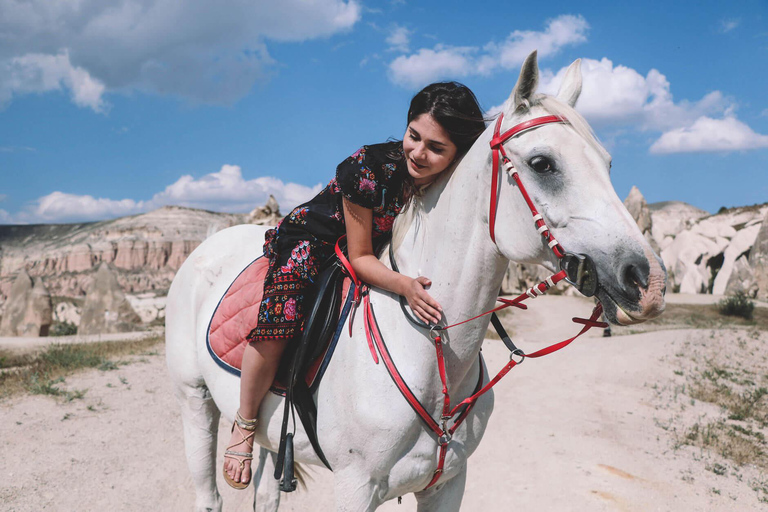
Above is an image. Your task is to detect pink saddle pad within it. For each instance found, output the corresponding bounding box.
[206,257,351,390]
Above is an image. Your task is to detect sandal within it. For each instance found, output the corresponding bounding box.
[223,410,259,489]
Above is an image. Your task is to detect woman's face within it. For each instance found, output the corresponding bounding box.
[403,113,458,186]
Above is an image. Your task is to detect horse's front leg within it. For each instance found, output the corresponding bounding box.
[252,448,280,512]
[413,463,467,512]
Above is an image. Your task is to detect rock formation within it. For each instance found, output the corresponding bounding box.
[0,206,246,301]
[750,209,768,300]
[79,263,142,335]
[0,269,53,337]
[624,186,659,253]
[649,201,708,251]
[248,195,281,226]
[660,204,767,295]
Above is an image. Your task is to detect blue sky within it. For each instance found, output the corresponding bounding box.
[1,0,766,224]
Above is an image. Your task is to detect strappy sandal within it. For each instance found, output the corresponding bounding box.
[223,410,259,489]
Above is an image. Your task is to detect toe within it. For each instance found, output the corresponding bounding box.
[233,463,242,483]
[241,460,250,484]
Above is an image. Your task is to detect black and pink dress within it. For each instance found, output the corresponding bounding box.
[247,141,409,343]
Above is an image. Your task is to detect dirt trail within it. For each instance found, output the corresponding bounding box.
[1,295,766,511]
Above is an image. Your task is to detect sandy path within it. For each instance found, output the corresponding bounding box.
[1,296,765,511]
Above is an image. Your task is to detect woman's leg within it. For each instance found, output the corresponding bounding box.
[224,338,289,485]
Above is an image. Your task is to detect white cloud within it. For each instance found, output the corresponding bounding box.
[6,165,324,224]
[0,0,361,108]
[483,14,588,72]
[719,18,741,33]
[0,51,108,112]
[388,14,588,88]
[28,191,145,223]
[539,58,732,131]
[534,57,768,154]
[389,46,475,88]
[649,116,768,154]
[386,25,411,53]
[150,165,323,213]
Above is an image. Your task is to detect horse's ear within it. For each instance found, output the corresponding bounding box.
[509,51,539,109]
[556,58,582,107]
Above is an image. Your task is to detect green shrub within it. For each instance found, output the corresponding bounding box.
[716,292,755,320]
[50,321,78,336]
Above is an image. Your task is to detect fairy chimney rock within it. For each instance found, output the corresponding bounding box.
[624,186,652,233]
[624,186,659,252]
[751,209,768,300]
[79,263,142,335]
[0,269,53,337]
[248,195,281,226]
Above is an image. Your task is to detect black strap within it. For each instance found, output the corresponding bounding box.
[489,312,525,358]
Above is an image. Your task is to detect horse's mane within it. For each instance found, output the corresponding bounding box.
[534,94,607,161]
[390,93,608,255]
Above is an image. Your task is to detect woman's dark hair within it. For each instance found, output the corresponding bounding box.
[407,81,487,156]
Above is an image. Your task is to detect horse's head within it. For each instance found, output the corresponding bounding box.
[486,51,666,325]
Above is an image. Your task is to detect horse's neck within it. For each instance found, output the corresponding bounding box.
[391,141,510,379]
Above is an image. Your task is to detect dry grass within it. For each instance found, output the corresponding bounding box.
[678,420,766,468]
[657,329,768,477]
[0,335,163,400]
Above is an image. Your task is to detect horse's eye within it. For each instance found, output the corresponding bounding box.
[529,156,554,174]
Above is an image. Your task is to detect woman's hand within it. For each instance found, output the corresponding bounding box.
[405,276,442,325]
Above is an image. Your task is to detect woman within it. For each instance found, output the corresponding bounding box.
[224,82,487,489]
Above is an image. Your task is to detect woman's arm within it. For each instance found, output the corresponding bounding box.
[342,197,442,325]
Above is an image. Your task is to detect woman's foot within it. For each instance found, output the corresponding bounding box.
[223,411,258,489]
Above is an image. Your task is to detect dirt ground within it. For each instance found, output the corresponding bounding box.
[1,295,767,511]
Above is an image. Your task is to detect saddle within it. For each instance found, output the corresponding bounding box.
[206,249,358,490]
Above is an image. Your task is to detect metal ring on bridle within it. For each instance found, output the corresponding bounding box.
[510,349,525,364]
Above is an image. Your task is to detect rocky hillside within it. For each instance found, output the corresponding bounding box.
[0,206,246,300]
[0,198,281,334]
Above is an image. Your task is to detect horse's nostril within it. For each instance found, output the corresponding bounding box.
[622,261,649,291]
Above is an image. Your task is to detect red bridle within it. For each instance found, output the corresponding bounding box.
[489,113,568,258]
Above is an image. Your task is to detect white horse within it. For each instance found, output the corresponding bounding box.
[166,51,666,512]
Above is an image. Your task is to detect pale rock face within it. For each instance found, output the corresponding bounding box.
[725,255,756,296]
[79,263,142,335]
[712,224,761,295]
[0,206,245,302]
[751,210,768,300]
[624,186,659,254]
[649,202,708,251]
[658,204,767,295]
[54,301,82,325]
[248,195,282,226]
[125,293,166,324]
[0,269,53,337]
[624,186,653,233]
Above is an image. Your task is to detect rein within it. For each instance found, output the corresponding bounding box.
[334,112,608,490]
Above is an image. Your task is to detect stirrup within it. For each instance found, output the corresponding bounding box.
[222,410,258,490]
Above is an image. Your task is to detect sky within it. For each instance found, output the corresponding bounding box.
[0,0,767,225]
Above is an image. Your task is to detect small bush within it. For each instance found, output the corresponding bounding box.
[717,292,755,320]
[50,321,78,336]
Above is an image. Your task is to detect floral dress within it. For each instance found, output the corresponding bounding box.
[247,141,409,343]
